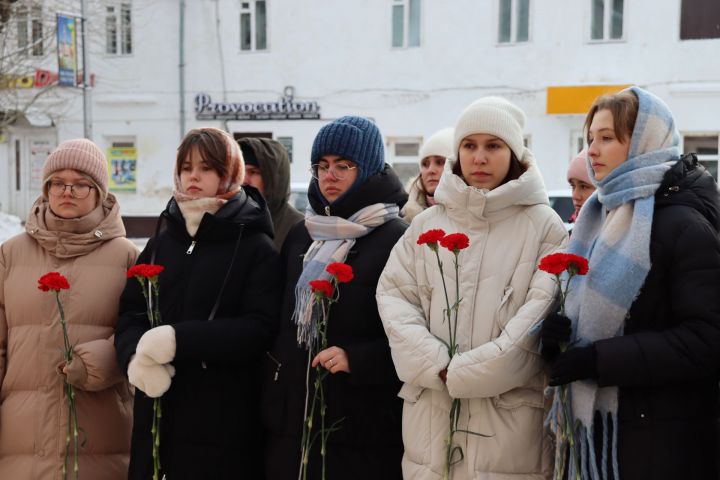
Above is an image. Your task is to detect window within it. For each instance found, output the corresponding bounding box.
[106,3,132,55]
[16,5,43,56]
[680,0,720,40]
[684,135,719,179]
[498,0,530,44]
[395,142,420,156]
[240,1,267,51]
[590,0,624,41]
[391,0,421,48]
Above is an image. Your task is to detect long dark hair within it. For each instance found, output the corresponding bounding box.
[451,150,524,187]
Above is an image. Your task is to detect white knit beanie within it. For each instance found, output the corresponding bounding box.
[419,127,454,161]
[453,96,526,159]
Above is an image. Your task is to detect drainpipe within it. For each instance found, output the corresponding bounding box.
[179,0,186,139]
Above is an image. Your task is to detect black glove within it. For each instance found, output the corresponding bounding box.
[540,312,572,361]
[548,344,597,386]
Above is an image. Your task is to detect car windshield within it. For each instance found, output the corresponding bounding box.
[549,196,575,222]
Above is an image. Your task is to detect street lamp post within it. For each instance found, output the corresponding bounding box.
[80,0,92,140]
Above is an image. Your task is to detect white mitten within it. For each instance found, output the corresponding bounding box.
[137,325,176,364]
[128,352,174,398]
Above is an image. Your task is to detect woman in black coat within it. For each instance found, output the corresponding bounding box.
[262,116,408,480]
[542,88,720,479]
[115,127,281,480]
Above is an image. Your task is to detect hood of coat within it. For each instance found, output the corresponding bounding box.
[25,193,127,258]
[237,137,291,215]
[434,148,550,222]
[165,185,275,241]
[401,176,430,221]
[308,164,408,219]
[655,153,720,231]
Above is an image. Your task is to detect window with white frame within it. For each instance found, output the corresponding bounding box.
[106,3,132,55]
[16,4,43,56]
[590,0,624,41]
[391,0,421,48]
[680,0,720,40]
[498,0,530,44]
[240,1,267,51]
[684,135,719,179]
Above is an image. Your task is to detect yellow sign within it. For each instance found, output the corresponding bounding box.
[108,147,137,192]
[546,85,632,114]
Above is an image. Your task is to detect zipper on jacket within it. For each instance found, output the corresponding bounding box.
[186,240,196,254]
[324,205,331,216]
[266,351,282,381]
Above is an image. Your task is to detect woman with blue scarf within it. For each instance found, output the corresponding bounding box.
[261,116,408,479]
[541,87,720,479]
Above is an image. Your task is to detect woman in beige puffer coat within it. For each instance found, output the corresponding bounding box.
[377,97,567,480]
[0,139,137,479]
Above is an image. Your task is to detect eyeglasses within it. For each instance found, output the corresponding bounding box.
[309,163,357,180]
[47,181,95,199]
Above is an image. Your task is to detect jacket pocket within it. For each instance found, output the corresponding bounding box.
[494,285,514,330]
[492,387,543,410]
[399,382,431,466]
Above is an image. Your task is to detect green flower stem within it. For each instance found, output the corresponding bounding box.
[55,292,79,480]
[133,275,164,480]
[553,273,580,480]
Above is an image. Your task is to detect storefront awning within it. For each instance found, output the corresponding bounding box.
[546,85,631,114]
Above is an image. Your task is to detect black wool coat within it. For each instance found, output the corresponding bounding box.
[115,188,281,480]
[262,166,408,480]
[593,155,720,479]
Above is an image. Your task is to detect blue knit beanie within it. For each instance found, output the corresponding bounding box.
[310,116,385,186]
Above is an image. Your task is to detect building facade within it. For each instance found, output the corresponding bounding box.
[1,0,719,223]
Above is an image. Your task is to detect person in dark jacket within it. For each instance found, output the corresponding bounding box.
[262,116,408,480]
[541,87,720,480]
[115,127,281,480]
[239,137,303,249]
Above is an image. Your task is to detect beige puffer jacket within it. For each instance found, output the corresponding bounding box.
[0,194,138,479]
[377,151,567,480]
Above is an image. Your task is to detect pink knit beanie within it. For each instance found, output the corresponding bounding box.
[43,139,108,197]
[567,149,591,184]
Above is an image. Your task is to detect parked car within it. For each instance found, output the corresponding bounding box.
[289,182,310,213]
[547,189,574,231]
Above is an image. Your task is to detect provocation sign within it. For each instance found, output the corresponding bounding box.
[194,86,320,121]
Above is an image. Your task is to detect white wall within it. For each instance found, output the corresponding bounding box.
[6,0,719,217]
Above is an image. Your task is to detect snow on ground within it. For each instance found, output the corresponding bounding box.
[0,212,23,244]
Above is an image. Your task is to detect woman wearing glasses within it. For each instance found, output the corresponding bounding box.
[262,116,408,479]
[0,139,137,478]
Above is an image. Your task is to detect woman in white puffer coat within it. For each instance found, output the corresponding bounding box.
[377,96,567,480]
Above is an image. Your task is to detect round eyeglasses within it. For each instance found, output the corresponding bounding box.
[47,181,95,199]
[309,163,357,180]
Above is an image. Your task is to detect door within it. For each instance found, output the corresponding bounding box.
[8,129,56,220]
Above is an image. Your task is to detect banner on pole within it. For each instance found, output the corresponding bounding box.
[56,14,78,87]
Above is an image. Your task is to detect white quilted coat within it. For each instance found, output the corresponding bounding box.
[377,151,567,480]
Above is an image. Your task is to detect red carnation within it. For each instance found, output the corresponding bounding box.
[309,280,334,298]
[326,262,354,283]
[127,264,165,279]
[37,272,70,292]
[417,229,446,247]
[538,253,589,276]
[440,233,470,253]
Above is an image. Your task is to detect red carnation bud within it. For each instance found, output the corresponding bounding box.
[37,272,70,292]
[439,233,470,253]
[309,279,334,298]
[538,253,589,276]
[417,229,446,250]
[326,262,354,283]
[127,264,165,279]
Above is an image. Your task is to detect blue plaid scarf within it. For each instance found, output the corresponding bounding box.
[552,87,680,480]
[292,203,400,348]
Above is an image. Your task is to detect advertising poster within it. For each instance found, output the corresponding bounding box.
[56,14,78,87]
[108,146,137,192]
